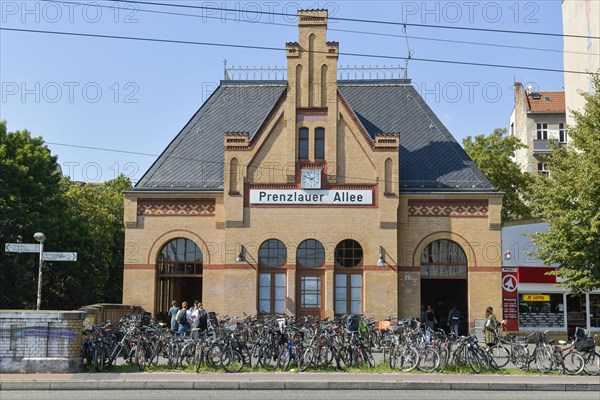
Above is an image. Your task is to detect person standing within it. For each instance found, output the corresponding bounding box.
[447,304,460,336]
[424,304,437,331]
[177,301,191,336]
[168,300,180,331]
[483,306,505,347]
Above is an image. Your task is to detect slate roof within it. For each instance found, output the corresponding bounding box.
[135,81,286,191]
[337,80,493,191]
[135,79,494,192]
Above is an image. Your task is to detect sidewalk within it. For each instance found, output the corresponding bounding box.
[1,371,599,391]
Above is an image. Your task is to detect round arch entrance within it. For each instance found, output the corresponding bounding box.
[156,238,203,321]
[420,239,468,335]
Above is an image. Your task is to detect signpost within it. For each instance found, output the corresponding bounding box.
[4,238,77,309]
[43,252,78,262]
[4,243,40,253]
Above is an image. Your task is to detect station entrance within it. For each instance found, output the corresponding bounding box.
[420,239,469,335]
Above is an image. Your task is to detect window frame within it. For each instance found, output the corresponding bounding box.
[258,272,286,315]
[298,127,309,160]
[258,239,287,268]
[536,122,548,140]
[157,238,203,276]
[314,127,325,160]
[296,239,326,268]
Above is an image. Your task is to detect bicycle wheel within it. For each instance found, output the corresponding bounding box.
[467,348,484,374]
[167,341,180,368]
[180,342,196,368]
[258,345,279,371]
[583,351,600,376]
[534,346,553,373]
[207,342,223,368]
[512,344,530,372]
[489,344,510,368]
[135,344,147,371]
[397,347,419,372]
[417,347,440,373]
[277,346,292,370]
[298,347,314,371]
[221,348,244,373]
[315,345,334,367]
[437,346,450,372]
[194,343,204,372]
[93,346,106,372]
[562,352,585,375]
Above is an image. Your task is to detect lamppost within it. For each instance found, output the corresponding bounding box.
[34,232,46,310]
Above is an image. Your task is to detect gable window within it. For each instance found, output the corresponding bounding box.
[559,123,567,143]
[299,128,309,160]
[536,123,548,140]
[314,128,325,159]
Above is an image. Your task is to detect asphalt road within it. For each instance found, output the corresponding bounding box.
[2,391,598,400]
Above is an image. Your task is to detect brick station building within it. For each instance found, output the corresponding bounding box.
[123,10,503,330]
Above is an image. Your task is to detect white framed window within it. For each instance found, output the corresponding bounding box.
[559,123,567,143]
[536,123,548,140]
[538,163,549,176]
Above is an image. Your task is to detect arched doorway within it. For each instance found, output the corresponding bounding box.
[420,239,468,335]
[156,238,203,321]
[257,239,287,315]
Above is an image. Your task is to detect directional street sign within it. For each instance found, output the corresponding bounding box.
[43,252,77,262]
[5,243,41,253]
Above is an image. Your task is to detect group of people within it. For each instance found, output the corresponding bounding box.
[421,304,506,347]
[420,304,462,336]
[167,300,209,336]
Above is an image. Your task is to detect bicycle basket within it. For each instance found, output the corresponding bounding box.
[224,321,238,331]
[576,337,596,352]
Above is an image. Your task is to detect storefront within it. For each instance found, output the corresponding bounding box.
[122,10,503,325]
[502,220,600,335]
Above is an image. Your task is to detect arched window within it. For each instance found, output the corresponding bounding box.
[157,238,203,275]
[308,33,315,106]
[298,128,309,160]
[296,64,303,105]
[320,64,328,107]
[296,239,325,268]
[334,239,363,268]
[258,239,287,314]
[420,239,467,278]
[229,158,238,194]
[315,128,325,160]
[258,239,287,268]
[384,158,393,194]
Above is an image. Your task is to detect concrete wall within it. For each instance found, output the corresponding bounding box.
[0,310,86,373]
[563,0,600,126]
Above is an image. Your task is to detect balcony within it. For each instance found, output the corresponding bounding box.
[531,139,557,155]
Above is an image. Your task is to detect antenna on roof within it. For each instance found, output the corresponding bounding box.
[526,84,533,93]
[223,59,230,80]
[402,24,412,79]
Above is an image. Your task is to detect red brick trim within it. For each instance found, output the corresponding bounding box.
[146,230,212,265]
[411,231,478,267]
[363,265,398,271]
[408,200,488,217]
[124,264,154,270]
[398,266,420,272]
[297,107,328,115]
[137,199,215,216]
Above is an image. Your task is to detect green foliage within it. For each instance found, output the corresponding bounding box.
[0,120,131,309]
[531,74,600,292]
[463,128,534,221]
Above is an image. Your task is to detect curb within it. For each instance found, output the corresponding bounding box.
[1,380,599,391]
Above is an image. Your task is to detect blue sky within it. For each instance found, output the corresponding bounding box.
[1,0,570,184]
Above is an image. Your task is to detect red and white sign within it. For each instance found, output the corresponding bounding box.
[502,272,519,331]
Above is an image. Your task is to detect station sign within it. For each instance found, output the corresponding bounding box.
[249,189,373,205]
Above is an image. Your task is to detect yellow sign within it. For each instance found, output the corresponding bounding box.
[523,294,550,302]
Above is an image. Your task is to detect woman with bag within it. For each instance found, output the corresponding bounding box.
[483,306,505,347]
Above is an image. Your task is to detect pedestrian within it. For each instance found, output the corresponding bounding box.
[447,304,460,337]
[190,300,200,327]
[483,306,505,347]
[167,300,179,331]
[197,303,208,332]
[424,304,437,331]
[176,301,191,336]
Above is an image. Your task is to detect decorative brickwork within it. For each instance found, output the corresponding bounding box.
[408,200,488,217]
[137,199,216,216]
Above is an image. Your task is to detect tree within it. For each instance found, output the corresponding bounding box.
[463,128,534,221]
[0,120,132,309]
[0,121,65,308]
[530,74,600,293]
